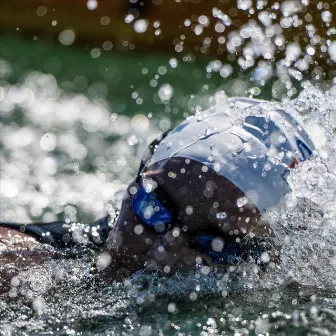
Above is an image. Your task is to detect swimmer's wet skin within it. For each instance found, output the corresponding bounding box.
[0,97,315,281]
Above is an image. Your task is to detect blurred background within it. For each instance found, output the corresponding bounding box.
[1,0,335,106]
[0,0,335,223]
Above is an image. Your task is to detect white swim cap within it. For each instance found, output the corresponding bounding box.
[148,97,315,212]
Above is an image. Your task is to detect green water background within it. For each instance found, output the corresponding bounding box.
[0,34,276,120]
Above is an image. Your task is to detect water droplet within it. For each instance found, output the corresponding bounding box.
[216,212,227,219]
[236,196,249,207]
[158,84,174,100]
[134,19,148,34]
[59,30,75,46]
[211,237,224,251]
[328,41,336,62]
[87,0,98,10]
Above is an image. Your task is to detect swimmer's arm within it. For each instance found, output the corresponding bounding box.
[0,228,53,295]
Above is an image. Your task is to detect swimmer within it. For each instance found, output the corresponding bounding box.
[0,97,315,282]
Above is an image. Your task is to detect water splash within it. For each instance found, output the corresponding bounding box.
[262,85,336,290]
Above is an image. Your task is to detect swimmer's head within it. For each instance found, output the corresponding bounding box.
[107,98,315,269]
[117,156,264,239]
[106,156,267,275]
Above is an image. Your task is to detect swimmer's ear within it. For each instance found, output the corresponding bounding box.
[137,130,171,176]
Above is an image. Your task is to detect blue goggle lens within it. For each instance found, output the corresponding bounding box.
[132,185,171,227]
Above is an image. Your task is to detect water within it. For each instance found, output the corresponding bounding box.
[1,3,336,335]
[1,64,335,335]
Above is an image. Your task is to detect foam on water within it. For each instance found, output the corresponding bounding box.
[260,85,336,290]
[1,69,336,334]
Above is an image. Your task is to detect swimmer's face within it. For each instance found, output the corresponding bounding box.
[107,157,270,274]
[138,157,263,237]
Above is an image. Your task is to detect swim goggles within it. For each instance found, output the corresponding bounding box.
[132,184,171,228]
[132,131,173,231]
